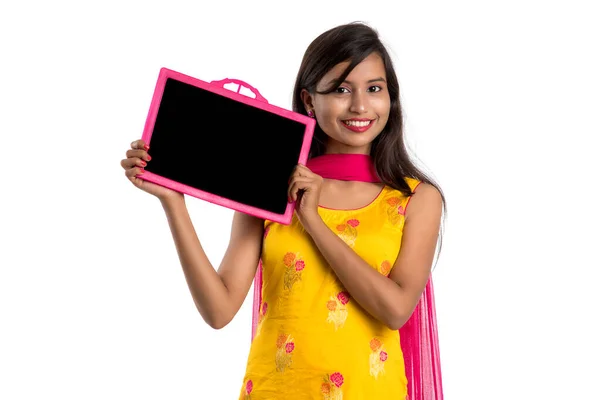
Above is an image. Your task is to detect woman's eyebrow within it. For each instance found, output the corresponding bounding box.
[328,77,387,85]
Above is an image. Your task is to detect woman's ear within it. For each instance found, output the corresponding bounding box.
[300,89,314,114]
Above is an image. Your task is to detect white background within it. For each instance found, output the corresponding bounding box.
[1,0,598,399]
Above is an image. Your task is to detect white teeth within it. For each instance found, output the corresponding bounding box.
[344,120,371,127]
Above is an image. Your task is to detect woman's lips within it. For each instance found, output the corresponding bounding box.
[341,119,374,133]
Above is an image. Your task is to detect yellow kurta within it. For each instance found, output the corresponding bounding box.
[239,179,420,400]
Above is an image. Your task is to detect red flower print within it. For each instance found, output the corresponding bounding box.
[295,260,305,271]
[285,342,295,354]
[397,205,406,215]
[261,302,268,315]
[246,380,253,394]
[283,252,296,267]
[336,224,347,232]
[347,219,360,227]
[330,372,344,388]
[337,291,350,305]
[370,338,382,351]
[326,300,337,311]
[380,351,388,362]
[321,382,331,394]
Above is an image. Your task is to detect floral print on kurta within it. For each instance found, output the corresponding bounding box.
[385,196,405,225]
[244,379,253,400]
[283,252,305,290]
[326,291,350,330]
[380,260,392,276]
[369,337,388,378]
[321,372,344,400]
[275,333,295,372]
[335,219,360,247]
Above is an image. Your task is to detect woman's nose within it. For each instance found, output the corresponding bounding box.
[349,91,367,114]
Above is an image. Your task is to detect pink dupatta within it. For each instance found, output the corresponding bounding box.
[251,154,444,399]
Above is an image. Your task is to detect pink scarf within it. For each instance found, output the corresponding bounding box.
[303,153,381,182]
[251,153,444,399]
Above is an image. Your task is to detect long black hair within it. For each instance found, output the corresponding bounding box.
[292,22,447,264]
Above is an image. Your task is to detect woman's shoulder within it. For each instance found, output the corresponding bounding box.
[402,180,443,220]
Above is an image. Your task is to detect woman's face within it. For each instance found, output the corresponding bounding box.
[304,52,391,155]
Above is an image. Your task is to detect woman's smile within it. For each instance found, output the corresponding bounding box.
[341,118,376,132]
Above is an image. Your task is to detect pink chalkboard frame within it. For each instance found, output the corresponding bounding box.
[138,67,315,225]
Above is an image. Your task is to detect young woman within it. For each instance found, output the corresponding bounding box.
[121,22,446,400]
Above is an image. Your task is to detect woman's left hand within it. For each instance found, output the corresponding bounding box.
[288,164,323,227]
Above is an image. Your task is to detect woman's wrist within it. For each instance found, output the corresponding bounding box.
[301,212,326,236]
[159,192,185,209]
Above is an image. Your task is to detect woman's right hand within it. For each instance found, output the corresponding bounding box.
[120,139,183,201]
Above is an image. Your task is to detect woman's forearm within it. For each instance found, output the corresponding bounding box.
[160,196,231,329]
[303,216,409,330]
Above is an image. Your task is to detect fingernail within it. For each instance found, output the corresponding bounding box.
[139,168,145,174]
[144,144,149,150]
[147,155,152,161]
[140,161,147,167]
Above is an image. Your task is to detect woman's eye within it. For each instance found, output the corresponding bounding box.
[335,87,350,93]
[368,86,382,92]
